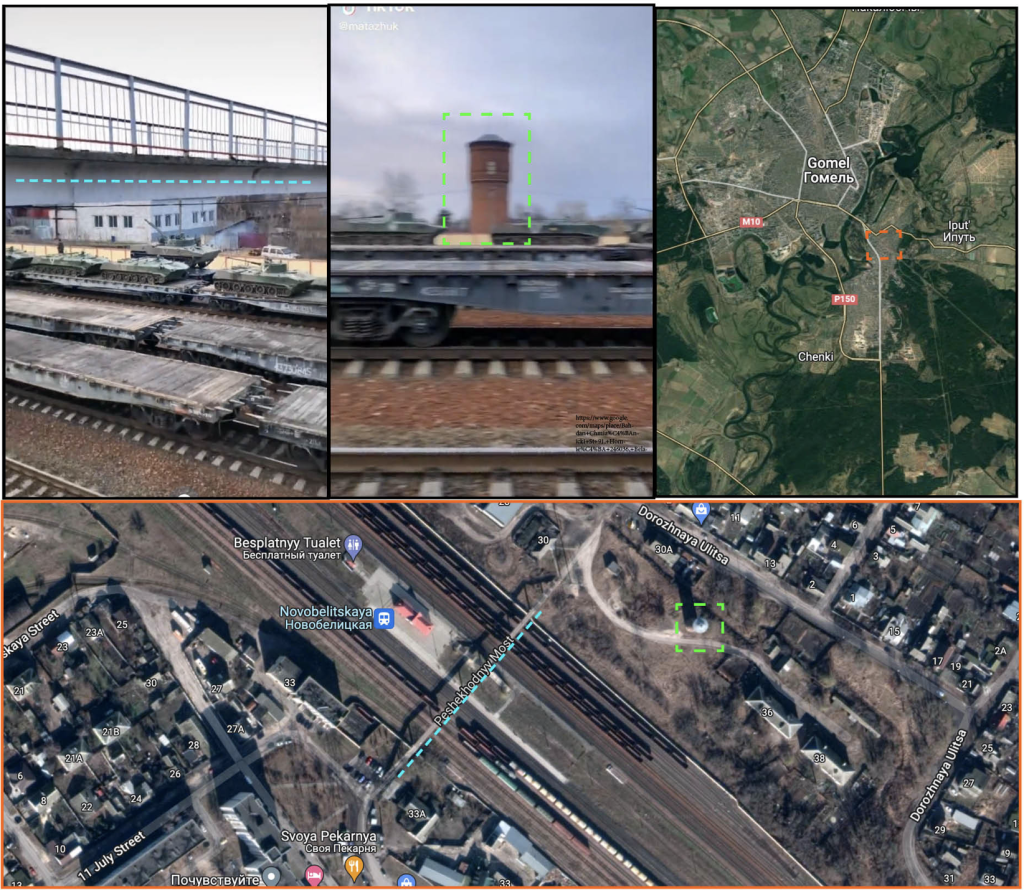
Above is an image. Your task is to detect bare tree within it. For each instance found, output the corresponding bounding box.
[613,196,636,219]
[378,171,421,215]
[555,200,588,221]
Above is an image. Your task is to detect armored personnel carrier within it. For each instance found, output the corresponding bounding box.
[29,253,190,284]
[130,221,220,267]
[213,259,315,298]
[4,248,36,271]
[29,251,106,277]
[628,220,653,244]
[331,210,441,245]
[96,256,190,284]
[491,220,608,246]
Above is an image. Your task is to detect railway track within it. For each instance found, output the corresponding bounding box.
[196,504,631,887]
[345,504,819,887]
[4,459,106,497]
[330,325,651,360]
[5,387,328,496]
[333,356,650,381]
[329,447,653,497]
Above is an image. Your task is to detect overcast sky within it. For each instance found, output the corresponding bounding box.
[6,8,327,122]
[331,5,652,219]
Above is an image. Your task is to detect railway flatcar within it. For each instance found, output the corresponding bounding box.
[157,320,326,384]
[330,257,652,346]
[5,291,176,349]
[330,243,652,262]
[5,329,261,437]
[5,293,325,384]
[257,386,328,470]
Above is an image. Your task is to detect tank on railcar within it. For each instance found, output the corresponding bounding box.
[331,210,441,246]
[628,220,653,244]
[29,251,106,277]
[5,248,36,271]
[130,221,220,267]
[212,259,315,298]
[28,252,191,285]
[98,257,191,284]
[491,220,608,246]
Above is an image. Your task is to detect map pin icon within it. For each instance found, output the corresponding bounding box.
[345,856,364,882]
[692,503,710,526]
[305,865,324,887]
[345,535,362,561]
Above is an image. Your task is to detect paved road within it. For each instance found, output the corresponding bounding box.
[4,794,61,885]
[900,660,1019,883]
[643,505,969,711]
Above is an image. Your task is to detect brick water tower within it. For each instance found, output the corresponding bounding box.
[468,133,511,235]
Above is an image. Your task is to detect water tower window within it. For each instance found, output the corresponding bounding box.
[487,161,496,174]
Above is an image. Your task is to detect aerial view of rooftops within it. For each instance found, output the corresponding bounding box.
[1,500,1018,888]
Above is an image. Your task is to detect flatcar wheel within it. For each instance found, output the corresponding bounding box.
[181,418,214,440]
[287,444,306,462]
[149,410,177,431]
[401,305,453,347]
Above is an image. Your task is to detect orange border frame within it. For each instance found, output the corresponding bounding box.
[1,499,1020,889]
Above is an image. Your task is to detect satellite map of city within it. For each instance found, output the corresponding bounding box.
[2,501,1019,888]
[656,9,1017,497]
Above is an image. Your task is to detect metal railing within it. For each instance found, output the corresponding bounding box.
[5,45,326,165]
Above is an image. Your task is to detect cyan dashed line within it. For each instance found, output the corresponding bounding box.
[393,611,545,781]
[12,177,311,188]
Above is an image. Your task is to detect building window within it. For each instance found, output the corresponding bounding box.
[123,216,133,228]
[93,215,103,228]
[487,161,496,174]
[200,211,206,222]
[175,214,180,226]
[108,215,117,227]
[192,212,199,224]
[162,215,169,227]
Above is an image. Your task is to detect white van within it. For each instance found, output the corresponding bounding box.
[261,245,299,260]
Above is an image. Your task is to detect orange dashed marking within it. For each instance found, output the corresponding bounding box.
[865,227,906,262]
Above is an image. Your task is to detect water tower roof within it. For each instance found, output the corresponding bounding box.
[471,133,511,145]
